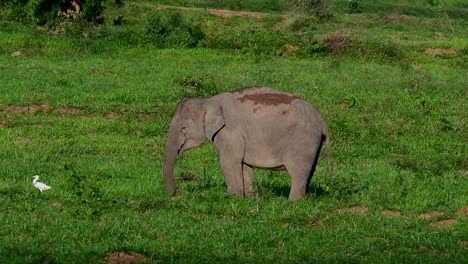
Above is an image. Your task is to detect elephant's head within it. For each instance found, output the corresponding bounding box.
[163,97,225,195]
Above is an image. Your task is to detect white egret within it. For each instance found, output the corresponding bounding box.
[32,175,51,192]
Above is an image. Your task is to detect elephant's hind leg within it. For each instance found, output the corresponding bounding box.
[286,161,314,201]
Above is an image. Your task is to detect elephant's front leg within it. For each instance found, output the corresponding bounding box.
[242,163,256,197]
[215,130,245,197]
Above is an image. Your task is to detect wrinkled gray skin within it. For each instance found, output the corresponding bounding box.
[163,87,332,201]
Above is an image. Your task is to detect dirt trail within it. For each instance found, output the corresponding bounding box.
[152,5,274,18]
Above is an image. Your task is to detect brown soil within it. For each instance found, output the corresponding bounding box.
[51,201,62,207]
[417,210,443,219]
[0,119,10,128]
[430,219,458,228]
[381,209,402,217]
[153,5,269,18]
[459,240,468,247]
[104,112,120,119]
[336,206,368,215]
[81,113,101,119]
[11,51,22,57]
[106,252,147,264]
[5,104,51,115]
[417,245,445,254]
[310,221,322,228]
[138,112,151,122]
[365,236,386,242]
[455,206,468,216]
[15,137,33,144]
[424,48,457,55]
[381,14,415,24]
[56,107,83,116]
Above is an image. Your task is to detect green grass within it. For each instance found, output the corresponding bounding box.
[0,1,467,263]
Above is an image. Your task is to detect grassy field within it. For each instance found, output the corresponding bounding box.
[0,0,467,263]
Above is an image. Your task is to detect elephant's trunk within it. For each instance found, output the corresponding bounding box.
[163,123,179,195]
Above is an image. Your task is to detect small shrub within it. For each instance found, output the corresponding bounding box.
[294,31,326,57]
[292,0,334,21]
[64,164,105,220]
[81,0,106,23]
[145,11,205,48]
[176,75,219,97]
[379,42,406,61]
[204,26,289,57]
[323,34,354,55]
[287,16,318,32]
[347,0,360,14]
[321,175,368,200]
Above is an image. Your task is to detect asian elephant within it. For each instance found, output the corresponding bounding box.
[163,87,332,201]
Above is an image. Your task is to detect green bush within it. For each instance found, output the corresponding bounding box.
[292,0,334,20]
[204,26,289,56]
[0,0,107,25]
[176,75,219,97]
[145,11,205,48]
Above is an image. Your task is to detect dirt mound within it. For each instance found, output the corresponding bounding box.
[5,104,51,115]
[424,48,457,55]
[417,210,443,219]
[56,107,83,116]
[381,209,402,217]
[336,206,368,215]
[106,252,148,264]
[455,206,468,216]
[430,219,458,228]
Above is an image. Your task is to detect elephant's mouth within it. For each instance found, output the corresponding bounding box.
[177,139,186,156]
[177,144,184,156]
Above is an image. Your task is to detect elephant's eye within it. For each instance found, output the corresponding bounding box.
[180,127,187,133]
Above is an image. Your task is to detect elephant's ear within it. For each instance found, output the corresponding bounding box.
[204,103,225,141]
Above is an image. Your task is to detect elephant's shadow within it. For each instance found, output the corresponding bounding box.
[259,182,328,199]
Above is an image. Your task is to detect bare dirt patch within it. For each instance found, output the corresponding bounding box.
[459,240,468,247]
[424,48,457,55]
[336,206,368,215]
[5,104,51,115]
[0,119,11,128]
[15,137,33,144]
[381,14,415,24]
[455,206,468,216]
[153,5,269,18]
[11,51,23,57]
[417,210,444,219]
[81,112,101,119]
[417,245,445,254]
[56,107,83,116]
[51,201,62,207]
[138,112,151,122]
[430,219,458,228]
[381,209,402,217]
[310,221,322,228]
[104,112,120,119]
[364,236,386,242]
[106,252,148,264]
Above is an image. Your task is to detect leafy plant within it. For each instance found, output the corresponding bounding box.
[176,75,219,97]
[292,0,334,21]
[64,164,105,220]
[347,0,360,14]
[321,175,368,200]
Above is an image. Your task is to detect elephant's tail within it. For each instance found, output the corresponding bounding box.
[322,122,333,178]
